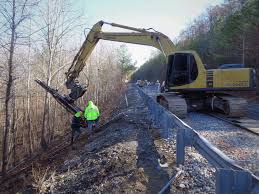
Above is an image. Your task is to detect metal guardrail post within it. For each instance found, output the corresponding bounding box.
[176,127,194,165]
[216,169,252,194]
[176,129,185,165]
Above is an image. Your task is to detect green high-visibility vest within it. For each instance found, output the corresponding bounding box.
[84,101,100,121]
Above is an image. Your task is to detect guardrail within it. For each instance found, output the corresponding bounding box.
[137,86,259,194]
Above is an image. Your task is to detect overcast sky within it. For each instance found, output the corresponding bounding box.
[74,0,223,67]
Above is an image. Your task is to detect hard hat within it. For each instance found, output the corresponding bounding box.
[88,100,94,106]
[75,111,82,118]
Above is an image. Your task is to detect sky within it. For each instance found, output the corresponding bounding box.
[74,0,223,67]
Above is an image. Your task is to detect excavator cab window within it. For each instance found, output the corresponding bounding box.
[167,53,198,86]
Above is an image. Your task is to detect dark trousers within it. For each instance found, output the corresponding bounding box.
[87,117,99,135]
[71,126,81,145]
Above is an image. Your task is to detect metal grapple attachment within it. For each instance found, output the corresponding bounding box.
[35,79,83,114]
[65,80,87,103]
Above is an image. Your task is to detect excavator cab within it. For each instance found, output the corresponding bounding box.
[166,53,198,87]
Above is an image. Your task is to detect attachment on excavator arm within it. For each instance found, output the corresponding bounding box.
[35,79,83,114]
[65,80,87,103]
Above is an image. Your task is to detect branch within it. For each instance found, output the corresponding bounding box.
[0,42,11,51]
[50,62,71,82]
[20,0,28,16]
[0,9,12,25]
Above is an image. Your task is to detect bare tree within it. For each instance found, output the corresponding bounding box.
[0,0,38,175]
[0,0,125,177]
[37,0,84,149]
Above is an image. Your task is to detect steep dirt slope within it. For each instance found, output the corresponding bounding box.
[35,85,172,194]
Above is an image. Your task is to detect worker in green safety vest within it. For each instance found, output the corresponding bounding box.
[71,111,84,145]
[84,100,100,135]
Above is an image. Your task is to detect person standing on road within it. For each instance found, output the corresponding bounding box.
[155,80,161,93]
[161,81,165,93]
[71,111,84,145]
[84,100,100,136]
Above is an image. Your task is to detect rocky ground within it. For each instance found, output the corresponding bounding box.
[29,85,171,193]
[143,85,259,176]
[143,85,259,181]
[16,85,217,194]
[2,85,257,193]
[183,112,259,177]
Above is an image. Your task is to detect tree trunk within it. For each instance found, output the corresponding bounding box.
[27,19,32,156]
[41,92,49,150]
[2,0,16,175]
[41,48,53,150]
[11,91,16,166]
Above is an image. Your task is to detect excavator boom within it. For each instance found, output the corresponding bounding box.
[65,20,176,101]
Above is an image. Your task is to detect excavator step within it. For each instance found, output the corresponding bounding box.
[35,79,83,114]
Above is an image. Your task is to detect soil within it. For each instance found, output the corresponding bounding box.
[5,85,178,194]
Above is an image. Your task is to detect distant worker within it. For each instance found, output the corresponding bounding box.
[161,81,166,93]
[155,80,161,93]
[84,101,100,136]
[71,111,84,145]
[144,80,148,86]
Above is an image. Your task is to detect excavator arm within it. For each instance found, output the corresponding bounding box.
[65,21,176,101]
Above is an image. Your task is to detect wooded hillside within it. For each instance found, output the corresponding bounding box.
[132,0,259,81]
[0,0,134,176]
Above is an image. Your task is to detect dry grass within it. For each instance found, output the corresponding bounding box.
[32,166,56,194]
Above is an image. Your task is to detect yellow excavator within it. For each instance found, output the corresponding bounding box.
[38,21,256,118]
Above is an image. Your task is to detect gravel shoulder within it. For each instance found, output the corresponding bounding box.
[144,85,259,177]
[183,112,259,176]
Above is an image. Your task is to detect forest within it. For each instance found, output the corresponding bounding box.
[132,0,259,82]
[0,0,136,176]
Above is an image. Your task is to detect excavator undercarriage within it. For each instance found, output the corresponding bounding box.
[157,92,248,118]
[157,93,187,118]
[205,95,248,117]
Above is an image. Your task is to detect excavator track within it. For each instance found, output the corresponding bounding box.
[211,95,248,117]
[157,93,187,118]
